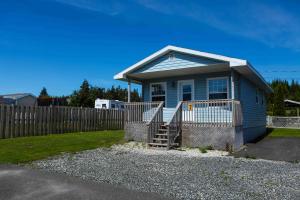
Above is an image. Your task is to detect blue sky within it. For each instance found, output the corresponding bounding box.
[1,0,300,96]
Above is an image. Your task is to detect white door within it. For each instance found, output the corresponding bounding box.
[178,80,194,101]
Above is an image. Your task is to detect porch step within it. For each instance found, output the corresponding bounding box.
[153,138,168,141]
[148,143,168,147]
[155,133,168,136]
[158,129,168,132]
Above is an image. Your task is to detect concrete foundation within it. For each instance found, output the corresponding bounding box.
[124,123,148,142]
[181,124,244,150]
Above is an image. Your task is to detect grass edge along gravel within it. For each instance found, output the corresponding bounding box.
[0,130,124,164]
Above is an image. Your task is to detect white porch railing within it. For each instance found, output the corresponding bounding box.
[124,102,161,123]
[182,99,243,127]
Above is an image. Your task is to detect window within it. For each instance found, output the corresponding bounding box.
[150,83,166,103]
[102,104,106,108]
[256,89,259,104]
[208,78,228,100]
[111,104,115,109]
[182,85,192,101]
[261,91,264,105]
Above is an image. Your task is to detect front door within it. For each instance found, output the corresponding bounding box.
[178,80,194,101]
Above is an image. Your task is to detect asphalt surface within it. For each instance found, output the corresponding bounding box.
[0,164,170,200]
[233,137,300,162]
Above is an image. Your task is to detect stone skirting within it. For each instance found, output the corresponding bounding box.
[181,124,244,150]
[124,122,148,142]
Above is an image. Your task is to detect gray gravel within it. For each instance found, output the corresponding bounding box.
[32,145,300,200]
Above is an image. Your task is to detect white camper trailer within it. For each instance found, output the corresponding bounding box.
[94,99,124,109]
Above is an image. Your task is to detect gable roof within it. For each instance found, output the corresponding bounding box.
[0,93,36,100]
[114,45,272,93]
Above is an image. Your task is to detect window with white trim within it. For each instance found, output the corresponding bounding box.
[208,78,228,100]
[150,83,166,103]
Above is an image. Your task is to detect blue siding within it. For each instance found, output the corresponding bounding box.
[240,77,266,129]
[133,51,226,74]
[142,72,232,108]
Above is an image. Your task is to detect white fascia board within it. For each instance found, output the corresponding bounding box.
[114,45,247,80]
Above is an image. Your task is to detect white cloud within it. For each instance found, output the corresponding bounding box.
[136,0,300,51]
[54,0,125,15]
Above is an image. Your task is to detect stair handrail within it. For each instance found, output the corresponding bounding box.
[146,101,164,144]
[166,101,183,126]
[146,101,164,126]
[166,101,183,149]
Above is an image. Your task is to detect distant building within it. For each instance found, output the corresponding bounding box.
[95,99,124,109]
[37,97,69,106]
[0,93,37,106]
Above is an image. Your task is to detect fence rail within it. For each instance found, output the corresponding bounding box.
[0,104,124,139]
[267,116,300,129]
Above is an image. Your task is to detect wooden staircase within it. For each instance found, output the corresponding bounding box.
[148,124,169,149]
[147,102,182,150]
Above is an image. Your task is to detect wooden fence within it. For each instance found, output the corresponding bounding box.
[0,105,124,139]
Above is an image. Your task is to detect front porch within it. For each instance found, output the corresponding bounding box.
[124,99,243,150]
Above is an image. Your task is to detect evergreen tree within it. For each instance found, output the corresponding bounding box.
[39,87,49,98]
[273,84,285,116]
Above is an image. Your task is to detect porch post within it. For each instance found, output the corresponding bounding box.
[127,80,131,103]
[231,69,235,100]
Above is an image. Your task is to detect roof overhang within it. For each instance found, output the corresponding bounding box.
[284,99,300,107]
[127,63,230,82]
[114,45,272,93]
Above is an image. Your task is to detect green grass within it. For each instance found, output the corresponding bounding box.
[267,128,300,138]
[0,130,124,164]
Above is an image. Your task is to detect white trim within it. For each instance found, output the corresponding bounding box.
[114,45,272,94]
[206,76,229,100]
[177,79,195,102]
[149,82,167,107]
[114,45,247,80]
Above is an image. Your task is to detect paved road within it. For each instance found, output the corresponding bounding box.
[233,137,300,162]
[0,165,170,200]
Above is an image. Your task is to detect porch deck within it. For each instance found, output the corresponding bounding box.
[124,100,243,150]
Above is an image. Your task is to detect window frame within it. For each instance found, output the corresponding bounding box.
[206,77,229,100]
[177,79,195,102]
[256,88,259,104]
[149,82,167,106]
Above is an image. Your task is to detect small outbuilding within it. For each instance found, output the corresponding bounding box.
[0,93,37,106]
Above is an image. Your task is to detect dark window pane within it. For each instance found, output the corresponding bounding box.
[152,96,165,102]
[182,85,191,93]
[183,93,192,101]
[209,93,227,100]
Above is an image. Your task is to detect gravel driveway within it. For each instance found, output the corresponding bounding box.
[33,143,300,200]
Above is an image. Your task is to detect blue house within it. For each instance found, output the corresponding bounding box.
[114,46,272,150]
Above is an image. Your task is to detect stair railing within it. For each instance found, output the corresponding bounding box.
[146,101,164,145]
[166,101,183,149]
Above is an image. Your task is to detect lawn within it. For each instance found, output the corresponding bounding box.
[268,128,300,137]
[0,130,124,164]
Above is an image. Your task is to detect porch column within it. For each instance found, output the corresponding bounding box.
[231,69,235,100]
[127,80,131,103]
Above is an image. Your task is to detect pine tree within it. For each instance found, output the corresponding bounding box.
[39,87,49,98]
[273,84,285,116]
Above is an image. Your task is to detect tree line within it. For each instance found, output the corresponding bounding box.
[39,79,300,116]
[38,80,141,107]
[267,79,300,116]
